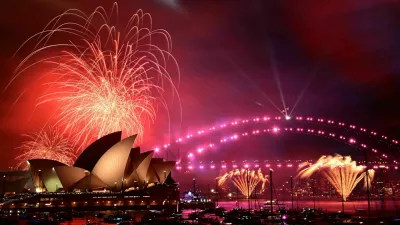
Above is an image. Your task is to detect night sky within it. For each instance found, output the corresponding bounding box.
[0,0,400,169]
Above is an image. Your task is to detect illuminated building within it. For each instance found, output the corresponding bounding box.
[0,132,178,212]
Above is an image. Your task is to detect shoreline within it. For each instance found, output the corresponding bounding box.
[214,199,400,216]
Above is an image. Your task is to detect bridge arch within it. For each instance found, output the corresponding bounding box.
[153,116,399,169]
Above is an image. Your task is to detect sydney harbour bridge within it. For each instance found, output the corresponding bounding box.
[152,115,399,172]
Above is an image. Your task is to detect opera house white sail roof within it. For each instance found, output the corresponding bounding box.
[4,132,175,194]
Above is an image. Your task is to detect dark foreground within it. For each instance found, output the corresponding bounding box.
[1,200,400,224]
[217,199,400,216]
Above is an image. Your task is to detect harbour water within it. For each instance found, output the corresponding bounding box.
[215,199,400,216]
[9,200,400,224]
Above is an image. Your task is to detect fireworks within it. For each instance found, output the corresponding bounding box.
[217,168,269,198]
[15,127,76,169]
[297,154,375,201]
[13,3,179,149]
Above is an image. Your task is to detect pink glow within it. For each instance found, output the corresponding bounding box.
[152,115,397,168]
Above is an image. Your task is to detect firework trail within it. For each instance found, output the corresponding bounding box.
[12,3,180,150]
[15,127,76,169]
[297,154,375,201]
[217,168,269,198]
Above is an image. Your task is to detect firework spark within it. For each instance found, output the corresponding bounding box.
[15,127,76,169]
[12,3,179,150]
[297,154,375,201]
[217,168,269,198]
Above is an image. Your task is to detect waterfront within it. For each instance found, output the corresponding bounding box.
[3,200,398,224]
[216,200,400,216]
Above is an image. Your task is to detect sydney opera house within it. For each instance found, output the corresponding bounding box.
[0,132,179,212]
